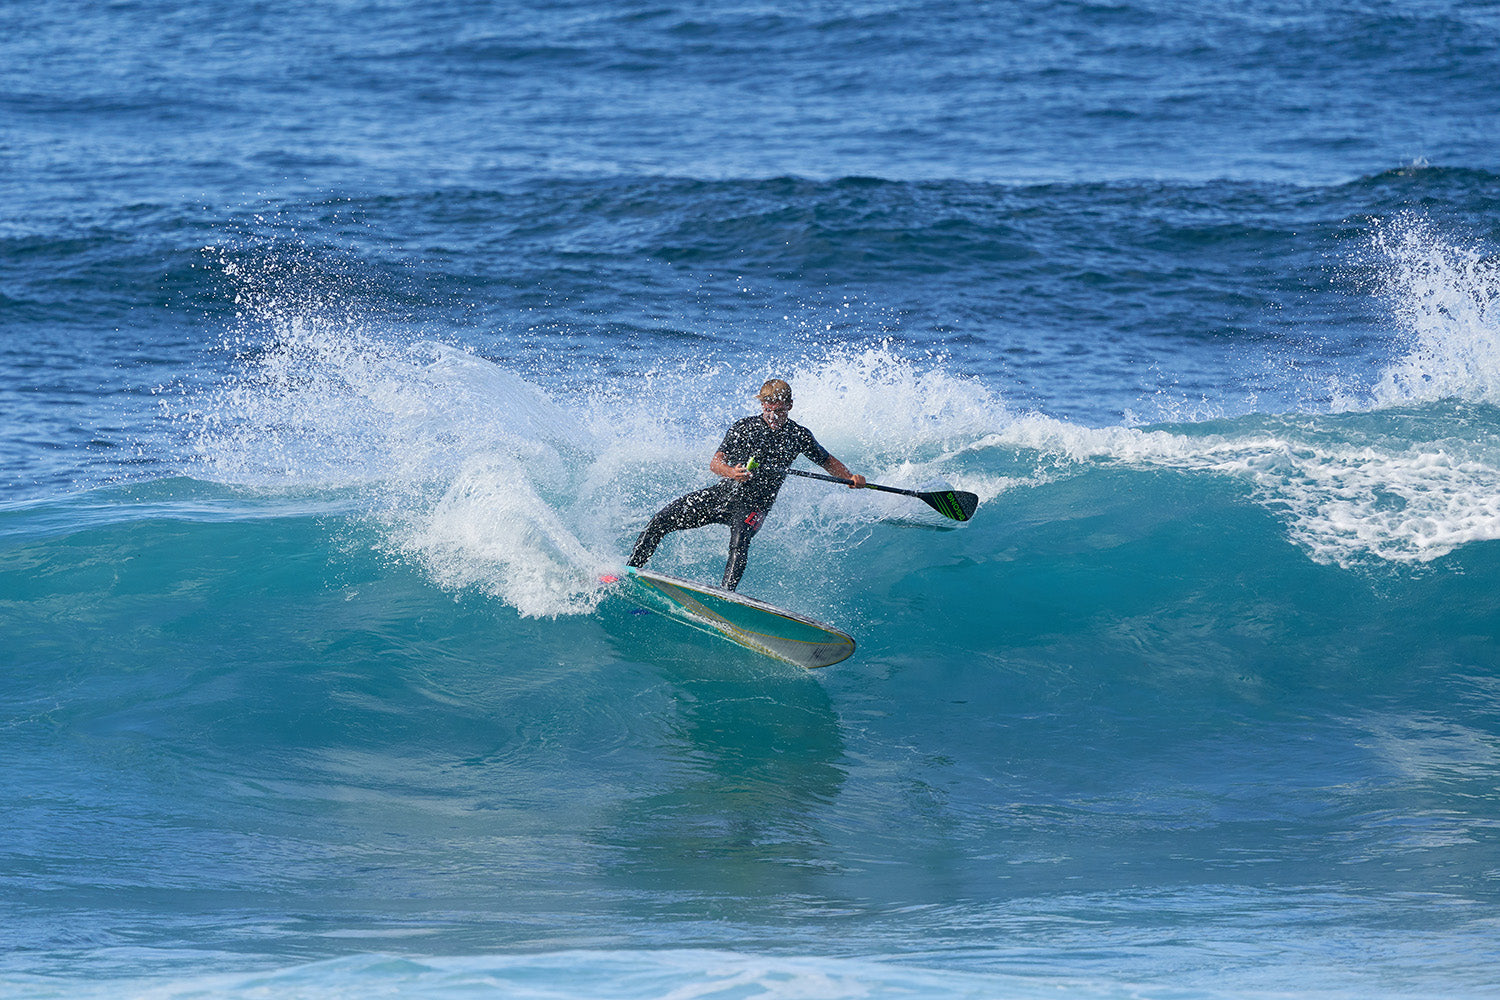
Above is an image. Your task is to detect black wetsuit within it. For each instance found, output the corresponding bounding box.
[627,415,833,590]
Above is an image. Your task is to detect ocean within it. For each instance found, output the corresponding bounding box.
[4,1,1500,997]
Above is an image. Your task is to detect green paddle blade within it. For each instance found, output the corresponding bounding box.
[920,488,979,522]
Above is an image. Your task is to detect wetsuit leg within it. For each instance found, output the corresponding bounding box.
[721,509,764,591]
[627,487,726,568]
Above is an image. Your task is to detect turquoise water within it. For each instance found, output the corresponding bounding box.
[4,1,1500,997]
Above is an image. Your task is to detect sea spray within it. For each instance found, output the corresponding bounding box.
[171,264,1029,616]
[1367,213,1500,407]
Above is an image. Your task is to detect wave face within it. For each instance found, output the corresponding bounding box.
[4,0,1500,997]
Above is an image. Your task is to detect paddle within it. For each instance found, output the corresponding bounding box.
[785,468,979,522]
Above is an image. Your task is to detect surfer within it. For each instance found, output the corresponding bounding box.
[627,378,867,591]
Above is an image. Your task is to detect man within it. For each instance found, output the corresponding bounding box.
[627,378,867,591]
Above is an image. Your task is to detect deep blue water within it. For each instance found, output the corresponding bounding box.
[4,2,1500,997]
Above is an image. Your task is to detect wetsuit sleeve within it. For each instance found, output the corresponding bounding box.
[797,425,832,466]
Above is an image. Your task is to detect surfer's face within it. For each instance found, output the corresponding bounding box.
[760,398,791,429]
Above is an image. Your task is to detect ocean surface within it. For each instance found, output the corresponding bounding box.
[5,1,1500,997]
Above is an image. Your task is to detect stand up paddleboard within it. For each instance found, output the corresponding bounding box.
[604,567,855,669]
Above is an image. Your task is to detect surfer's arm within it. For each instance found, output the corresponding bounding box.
[711,450,752,483]
[819,456,867,489]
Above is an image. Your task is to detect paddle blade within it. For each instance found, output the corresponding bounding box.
[918,489,979,522]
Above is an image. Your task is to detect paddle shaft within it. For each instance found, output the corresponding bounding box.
[783,467,979,522]
[785,467,922,498]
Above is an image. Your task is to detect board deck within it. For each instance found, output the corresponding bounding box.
[610,567,856,669]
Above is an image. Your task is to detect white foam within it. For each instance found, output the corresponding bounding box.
[394,453,603,618]
[1206,438,1500,567]
[983,412,1500,568]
